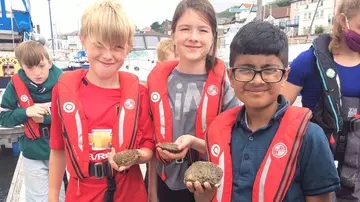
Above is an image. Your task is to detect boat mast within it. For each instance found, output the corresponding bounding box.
[47,0,55,56]
[305,0,323,43]
[256,0,263,20]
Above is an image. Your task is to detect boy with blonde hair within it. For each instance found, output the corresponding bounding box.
[48,0,155,201]
[156,39,177,62]
[0,40,64,202]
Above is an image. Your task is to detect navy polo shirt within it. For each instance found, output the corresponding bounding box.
[231,95,340,201]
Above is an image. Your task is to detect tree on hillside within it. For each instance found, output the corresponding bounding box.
[150,20,172,34]
[274,0,291,7]
[150,21,162,33]
[266,0,291,8]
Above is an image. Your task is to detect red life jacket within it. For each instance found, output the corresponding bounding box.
[12,74,41,140]
[57,70,140,179]
[147,60,226,179]
[206,106,312,202]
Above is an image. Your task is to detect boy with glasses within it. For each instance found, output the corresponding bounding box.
[161,21,340,202]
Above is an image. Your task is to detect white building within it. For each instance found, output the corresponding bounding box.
[297,0,335,35]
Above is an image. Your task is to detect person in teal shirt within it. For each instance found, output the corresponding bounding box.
[0,41,65,202]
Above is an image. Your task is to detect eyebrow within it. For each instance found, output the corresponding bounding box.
[177,24,210,29]
[234,63,281,69]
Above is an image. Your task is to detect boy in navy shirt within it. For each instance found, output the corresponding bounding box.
[161,21,340,202]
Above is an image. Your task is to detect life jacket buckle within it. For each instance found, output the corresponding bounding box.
[94,162,105,179]
[41,127,50,138]
[175,158,184,164]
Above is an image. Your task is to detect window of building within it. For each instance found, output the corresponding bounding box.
[294,16,300,24]
[320,10,324,18]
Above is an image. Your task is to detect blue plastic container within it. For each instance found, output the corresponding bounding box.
[12,142,20,156]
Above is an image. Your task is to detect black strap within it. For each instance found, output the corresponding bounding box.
[39,126,50,138]
[104,163,116,202]
[334,120,350,175]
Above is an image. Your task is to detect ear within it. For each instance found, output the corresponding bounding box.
[281,67,290,87]
[80,35,86,50]
[126,45,132,55]
[338,13,348,31]
[227,68,235,89]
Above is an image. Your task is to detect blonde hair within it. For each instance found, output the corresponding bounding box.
[157,39,176,62]
[15,41,50,68]
[329,0,360,52]
[80,0,135,48]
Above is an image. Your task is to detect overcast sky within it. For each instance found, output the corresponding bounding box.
[29,0,272,39]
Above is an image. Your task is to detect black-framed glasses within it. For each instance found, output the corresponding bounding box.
[231,68,286,83]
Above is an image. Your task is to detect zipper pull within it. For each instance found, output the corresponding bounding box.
[116,104,119,115]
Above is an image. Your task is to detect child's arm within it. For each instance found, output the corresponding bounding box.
[299,123,340,198]
[108,85,155,171]
[0,82,48,127]
[0,82,28,127]
[305,193,332,202]
[134,85,155,163]
[48,150,66,202]
[148,157,159,202]
[48,85,67,202]
[156,135,206,160]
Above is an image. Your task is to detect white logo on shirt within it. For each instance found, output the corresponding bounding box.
[207,85,218,96]
[272,142,287,158]
[124,99,135,110]
[211,144,221,157]
[20,95,28,102]
[63,102,75,113]
[151,92,160,102]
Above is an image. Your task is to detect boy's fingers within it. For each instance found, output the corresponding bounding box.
[109,161,119,171]
[194,181,205,193]
[203,182,212,190]
[157,148,169,159]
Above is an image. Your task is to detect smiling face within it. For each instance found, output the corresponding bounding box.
[81,37,130,79]
[228,54,289,110]
[171,9,214,63]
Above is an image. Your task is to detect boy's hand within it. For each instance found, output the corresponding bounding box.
[186,181,219,202]
[156,135,194,160]
[32,116,44,123]
[26,104,48,118]
[107,147,147,172]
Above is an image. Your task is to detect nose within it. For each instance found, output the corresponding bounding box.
[250,71,265,84]
[102,48,113,60]
[189,30,200,42]
[35,67,42,76]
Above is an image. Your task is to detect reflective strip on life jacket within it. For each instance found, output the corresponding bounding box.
[206,106,312,202]
[12,74,41,140]
[57,70,140,179]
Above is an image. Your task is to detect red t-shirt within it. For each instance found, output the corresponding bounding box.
[50,77,154,202]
